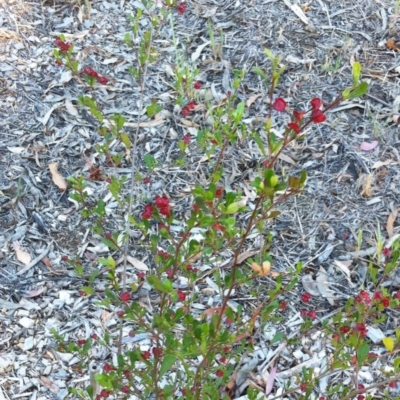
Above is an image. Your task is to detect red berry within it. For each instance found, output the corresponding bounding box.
[177,289,186,302]
[382,247,391,257]
[293,110,306,123]
[215,187,223,198]
[301,292,311,302]
[77,339,86,346]
[141,350,151,360]
[311,109,326,123]
[272,97,287,112]
[194,81,202,89]
[97,76,108,85]
[340,326,350,334]
[120,292,131,302]
[143,177,151,184]
[121,386,130,394]
[381,297,390,308]
[308,310,316,319]
[61,255,69,261]
[279,301,287,310]
[116,310,125,318]
[288,122,301,134]
[176,2,186,14]
[152,347,162,357]
[90,333,98,340]
[300,382,307,392]
[183,133,191,144]
[81,66,99,78]
[216,369,224,377]
[142,204,153,219]
[310,97,322,110]
[389,381,397,388]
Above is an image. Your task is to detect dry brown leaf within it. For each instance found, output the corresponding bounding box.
[387,211,398,237]
[246,93,262,108]
[386,38,400,51]
[116,256,149,271]
[48,162,67,190]
[39,376,59,394]
[372,159,393,169]
[359,174,373,197]
[202,307,223,317]
[13,242,31,266]
[251,261,271,276]
[278,153,297,166]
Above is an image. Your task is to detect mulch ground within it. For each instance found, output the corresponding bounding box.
[0,0,400,398]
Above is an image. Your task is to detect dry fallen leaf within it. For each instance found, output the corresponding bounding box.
[13,242,31,266]
[251,261,271,276]
[359,174,374,197]
[116,256,149,271]
[372,159,393,169]
[39,376,59,394]
[386,38,400,51]
[246,93,262,108]
[48,162,67,190]
[316,266,335,306]
[387,210,398,237]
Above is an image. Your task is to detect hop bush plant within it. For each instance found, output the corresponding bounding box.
[50,1,400,399]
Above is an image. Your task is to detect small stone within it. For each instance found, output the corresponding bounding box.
[19,317,34,328]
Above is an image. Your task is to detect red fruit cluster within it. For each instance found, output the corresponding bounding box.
[354,322,368,337]
[155,195,171,217]
[354,290,372,306]
[54,38,72,52]
[181,101,196,117]
[81,66,108,85]
[152,347,162,357]
[272,96,326,134]
[158,250,170,259]
[183,133,191,144]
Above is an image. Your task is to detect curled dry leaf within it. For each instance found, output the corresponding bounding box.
[13,242,31,266]
[246,93,262,108]
[316,266,335,305]
[48,162,67,190]
[301,274,321,296]
[251,261,271,276]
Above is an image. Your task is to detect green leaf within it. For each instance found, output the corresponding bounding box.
[300,170,307,184]
[102,238,119,251]
[251,66,267,81]
[226,202,239,214]
[347,81,368,99]
[159,354,177,378]
[357,343,370,366]
[288,176,300,190]
[342,88,351,99]
[200,216,214,227]
[143,154,157,170]
[252,131,266,156]
[270,331,284,345]
[120,133,131,149]
[352,62,361,85]
[147,275,167,293]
